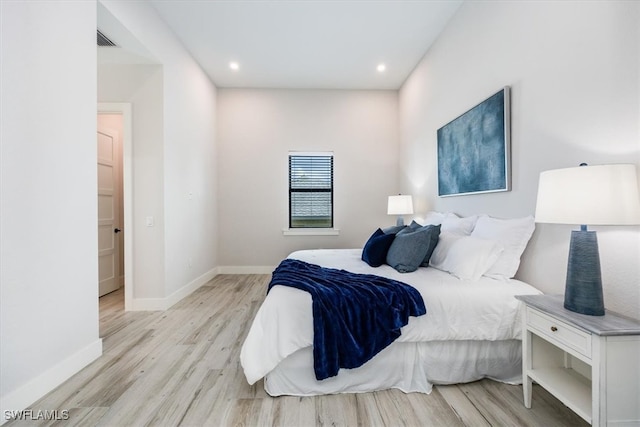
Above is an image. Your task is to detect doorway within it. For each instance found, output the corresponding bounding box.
[97,120,123,296]
[98,103,133,310]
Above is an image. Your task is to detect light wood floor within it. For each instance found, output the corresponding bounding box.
[8,274,588,426]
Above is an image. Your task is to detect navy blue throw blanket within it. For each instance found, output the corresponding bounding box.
[268,259,426,380]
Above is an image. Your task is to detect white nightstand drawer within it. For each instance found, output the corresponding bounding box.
[527,307,591,358]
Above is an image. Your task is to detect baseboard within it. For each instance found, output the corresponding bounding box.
[130,267,218,311]
[217,266,275,274]
[164,268,218,309]
[0,339,102,425]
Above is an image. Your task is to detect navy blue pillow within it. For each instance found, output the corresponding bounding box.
[362,228,396,267]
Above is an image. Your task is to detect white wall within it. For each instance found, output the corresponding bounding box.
[0,0,220,414]
[217,89,400,267]
[100,0,219,306]
[98,64,166,299]
[0,0,102,415]
[399,1,640,318]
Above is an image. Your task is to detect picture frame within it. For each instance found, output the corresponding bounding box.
[437,87,511,197]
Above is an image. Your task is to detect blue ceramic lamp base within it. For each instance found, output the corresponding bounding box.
[564,228,605,316]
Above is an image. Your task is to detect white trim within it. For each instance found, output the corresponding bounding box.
[0,339,102,425]
[97,103,133,311]
[288,150,334,157]
[282,228,340,236]
[287,153,335,233]
[165,268,218,309]
[217,266,275,274]
[130,267,218,311]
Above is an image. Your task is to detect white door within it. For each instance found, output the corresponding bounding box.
[97,128,121,297]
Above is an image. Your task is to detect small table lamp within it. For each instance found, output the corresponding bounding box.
[387,195,413,226]
[535,163,640,316]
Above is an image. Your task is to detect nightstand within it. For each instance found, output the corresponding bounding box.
[516,295,640,426]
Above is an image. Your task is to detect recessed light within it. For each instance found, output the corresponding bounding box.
[229,61,239,71]
[377,63,386,72]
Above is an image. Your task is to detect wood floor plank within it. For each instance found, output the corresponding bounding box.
[269,395,317,427]
[6,274,590,427]
[355,393,387,427]
[447,380,589,427]
[174,369,231,426]
[403,388,466,426]
[435,384,492,427]
[457,380,532,426]
[372,389,416,426]
[94,345,194,425]
[315,393,358,426]
[52,407,109,427]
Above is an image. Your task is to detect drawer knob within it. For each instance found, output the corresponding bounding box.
[550,326,558,332]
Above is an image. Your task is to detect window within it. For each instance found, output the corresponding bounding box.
[289,153,333,228]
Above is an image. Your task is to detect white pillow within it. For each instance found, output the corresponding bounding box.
[421,211,448,225]
[471,215,535,279]
[430,232,504,281]
[441,213,478,235]
[418,212,477,235]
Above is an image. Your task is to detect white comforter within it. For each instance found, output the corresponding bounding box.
[241,249,542,385]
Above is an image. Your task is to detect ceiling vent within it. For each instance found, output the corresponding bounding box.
[97,29,117,47]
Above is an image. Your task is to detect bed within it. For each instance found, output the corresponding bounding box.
[241,213,541,396]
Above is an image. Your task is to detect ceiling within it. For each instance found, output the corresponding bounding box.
[102,1,464,90]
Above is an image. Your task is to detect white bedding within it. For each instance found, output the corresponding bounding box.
[240,249,542,387]
[264,340,524,396]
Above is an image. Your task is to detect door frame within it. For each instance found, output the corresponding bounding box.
[98,103,133,311]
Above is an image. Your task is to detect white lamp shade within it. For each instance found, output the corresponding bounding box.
[535,164,640,225]
[387,195,414,215]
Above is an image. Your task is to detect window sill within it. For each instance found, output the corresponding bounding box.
[282,228,340,236]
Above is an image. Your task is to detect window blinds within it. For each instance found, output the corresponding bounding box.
[289,154,333,228]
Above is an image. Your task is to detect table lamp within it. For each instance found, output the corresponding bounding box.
[387,195,413,226]
[535,163,640,315]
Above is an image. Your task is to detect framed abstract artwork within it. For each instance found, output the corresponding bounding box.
[437,87,511,197]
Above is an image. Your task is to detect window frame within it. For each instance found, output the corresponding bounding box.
[288,151,334,230]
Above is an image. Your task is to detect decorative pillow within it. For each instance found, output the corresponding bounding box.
[395,221,441,267]
[362,228,396,267]
[386,224,440,273]
[471,215,535,279]
[429,233,504,280]
[417,226,441,267]
[397,220,422,233]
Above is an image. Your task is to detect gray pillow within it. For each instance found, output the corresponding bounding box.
[386,224,441,273]
[382,224,406,234]
[419,224,441,266]
[397,222,441,266]
[396,220,422,234]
